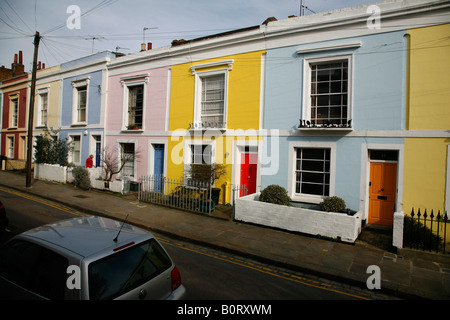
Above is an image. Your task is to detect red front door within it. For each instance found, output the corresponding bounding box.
[240,153,257,196]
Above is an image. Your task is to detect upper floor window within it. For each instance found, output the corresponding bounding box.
[200,74,225,128]
[38,91,48,127]
[300,55,352,129]
[128,85,144,129]
[191,60,232,130]
[76,86,87,123]
[11,98,18,128]
[120,74,148,131]
[72,78,89,125]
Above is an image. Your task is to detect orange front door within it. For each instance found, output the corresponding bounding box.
[369,162,397,226]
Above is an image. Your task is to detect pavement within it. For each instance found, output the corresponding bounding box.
[0,170,449,300]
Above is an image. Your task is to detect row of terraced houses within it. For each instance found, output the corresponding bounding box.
[1,1,449,233]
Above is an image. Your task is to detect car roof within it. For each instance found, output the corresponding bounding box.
[19,216,151,258]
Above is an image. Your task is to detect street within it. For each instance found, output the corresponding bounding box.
[0,186,395,300]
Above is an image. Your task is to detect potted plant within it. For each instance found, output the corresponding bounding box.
[127,124,140,130]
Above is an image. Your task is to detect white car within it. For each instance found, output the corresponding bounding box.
[0,216,186,300]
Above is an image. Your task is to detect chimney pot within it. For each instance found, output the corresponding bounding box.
[147,42,152,50]
[19,51,23,64]
[140,43,146,51]
[14,54,18,64]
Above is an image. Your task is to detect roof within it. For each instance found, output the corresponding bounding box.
[20,216,150,258]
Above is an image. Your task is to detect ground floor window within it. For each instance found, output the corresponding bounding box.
[70,136,81,165]
[295,148,331,197]
[120,143,135,177]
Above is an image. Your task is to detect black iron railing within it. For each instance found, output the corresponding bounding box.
[404,208,448,254]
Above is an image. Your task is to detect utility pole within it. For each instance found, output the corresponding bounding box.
[26,31,40,188]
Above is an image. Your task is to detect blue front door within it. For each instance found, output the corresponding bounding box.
[154,144,164,191]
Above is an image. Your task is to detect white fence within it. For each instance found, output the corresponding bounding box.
[34,163,125,193]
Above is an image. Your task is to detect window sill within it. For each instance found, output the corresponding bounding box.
[291,194,325,204]
[70,123,87,127]
[121,128,144,133]
[298,120,353,131]
[297,127,353,132]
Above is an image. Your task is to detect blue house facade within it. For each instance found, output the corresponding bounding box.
[58,52,116,168]
[260,13,410,226]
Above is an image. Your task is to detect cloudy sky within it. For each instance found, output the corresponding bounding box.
[0,0,378,70]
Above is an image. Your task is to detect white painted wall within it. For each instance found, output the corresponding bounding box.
[235,193,363,243]
[34,163,124,193]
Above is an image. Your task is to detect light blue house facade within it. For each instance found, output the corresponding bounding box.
[58,52,117,168]
[260,12,409,226]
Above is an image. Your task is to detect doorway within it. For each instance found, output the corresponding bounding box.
[240,150,257,197]
[368,150,398,226]
[153,144,165,192]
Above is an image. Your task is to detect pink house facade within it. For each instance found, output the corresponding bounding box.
[105,51,171,182]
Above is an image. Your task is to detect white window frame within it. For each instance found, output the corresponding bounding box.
[120,75,148,131]
[301,54,353,129]
[72,78,89,125]
[37,87,49,127]
[7,136,14,158]
[69,135,82,165]
[183,139,216,185]
[288,141,336,204]
[9,94,19,128]
[117,139,138,179]
[192,60,232,130]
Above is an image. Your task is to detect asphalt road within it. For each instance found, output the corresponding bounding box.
[0,186,395,301]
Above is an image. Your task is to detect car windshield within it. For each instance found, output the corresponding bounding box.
[88,239,172,300]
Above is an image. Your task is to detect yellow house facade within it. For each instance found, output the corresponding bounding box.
[168,50,266,204]
[403,23,450,214]
[34,65,61,134]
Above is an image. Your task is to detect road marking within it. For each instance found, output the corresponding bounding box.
[0,186,87,217]
[156,236,372,300]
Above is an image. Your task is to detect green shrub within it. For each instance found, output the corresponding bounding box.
[72,166,91,190]
[259,185,292,206]
[319,196,346,212]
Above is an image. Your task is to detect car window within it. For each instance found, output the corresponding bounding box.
[88,239,172,300]
[0,239,68,300]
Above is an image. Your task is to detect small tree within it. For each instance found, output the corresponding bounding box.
[34,129,70,165]
[100,145,140,182]
[188,163,227,185]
